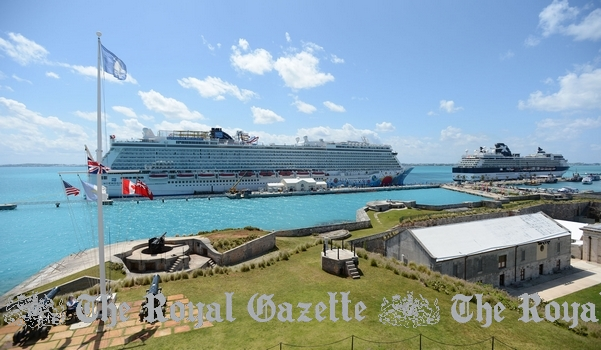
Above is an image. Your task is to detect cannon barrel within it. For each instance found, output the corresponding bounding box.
[148,232,166,254]
[44,287,60,302]
[148,274,161,295]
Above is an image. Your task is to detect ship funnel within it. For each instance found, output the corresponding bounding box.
[142,128,156,140]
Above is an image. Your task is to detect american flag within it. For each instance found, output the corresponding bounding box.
[62,180,80,196]
[87,156,111,174]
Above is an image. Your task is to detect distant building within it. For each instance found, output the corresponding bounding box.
[388,212,571,287]
[582,223,601,263]
[266,178,327,192]
[555,219,586,260]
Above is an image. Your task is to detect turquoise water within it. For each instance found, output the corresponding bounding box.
[1,165,600,296]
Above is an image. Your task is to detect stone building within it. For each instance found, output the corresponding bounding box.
[582,223,601,263]
[388,212,571,287]
[267,178,327,192]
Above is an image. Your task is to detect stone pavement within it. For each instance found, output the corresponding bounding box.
[0,294,212,350]
[505,259,601,301]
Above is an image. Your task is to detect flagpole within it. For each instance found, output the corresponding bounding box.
[96,31,107,320]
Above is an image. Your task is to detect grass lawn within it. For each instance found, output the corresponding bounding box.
[553,284,601,324]
[101,245,600,350]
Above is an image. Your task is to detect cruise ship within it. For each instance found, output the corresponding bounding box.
[94,128,413,198]
[452,143,569,181]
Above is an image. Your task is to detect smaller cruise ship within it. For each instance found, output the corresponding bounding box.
[452,143,569,181]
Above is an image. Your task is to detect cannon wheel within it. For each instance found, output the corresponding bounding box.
[41,326,50,339]
[12,329,24,344]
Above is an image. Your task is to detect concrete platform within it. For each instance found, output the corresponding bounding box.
[505,259,601,301]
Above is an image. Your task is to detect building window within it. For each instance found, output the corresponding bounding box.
[453,263,458,277]
[476,257,482,272]
[520,268,525,281]
[498,255,507,269]
[556,242,560,253]
[521,249,525,261]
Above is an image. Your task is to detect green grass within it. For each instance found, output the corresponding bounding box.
[100,245,600,350]
[553,284,601,337]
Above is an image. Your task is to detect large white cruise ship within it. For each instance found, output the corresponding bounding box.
[452,143,569,181]
[94,128,413,198]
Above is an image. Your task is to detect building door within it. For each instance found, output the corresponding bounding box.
[499,274,505,287]
[539,264,544,275]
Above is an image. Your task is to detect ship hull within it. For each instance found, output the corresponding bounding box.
[101,168,413,198]
[452,169,567,182]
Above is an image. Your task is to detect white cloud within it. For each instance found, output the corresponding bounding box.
[138,90,204,120]
[427,111,437,116]
[230,39,274,75]
[439,100,463,113]
[524,35,541,47]
[201,35,218,51]
[45,72,59,79]
[0,97,90,157]
[323,101,345,112]
[302,42,323,54]
[537,0,601,41]
[12,75,32,84]
[296,123,380,144]
[285,32,291,43]
[178,76,257,101]
[439,126,486,144]
[250,106,285,124]
[518,68,601,111]
[113,106,137,118]
[73,111,97,121]
[500,50,515,61]
[330,54,344,64]
[274,51,334,89]
[0,33,49,65]
[291,96,316,114]
[376,122,395,132]
[535,116,601,141]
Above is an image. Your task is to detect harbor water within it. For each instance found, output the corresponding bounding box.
[1,165,600,296]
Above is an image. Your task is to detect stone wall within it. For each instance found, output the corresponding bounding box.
[275,208,372,237]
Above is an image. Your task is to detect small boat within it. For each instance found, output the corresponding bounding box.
[278,170,293,176]
[582,176,593,185]
[259,171,275,177]
[0,203,17,210]
[312,171,325,176]
[198,172,215,178]
[239,171,255,177]
[568,173,582,182]
[149,173,168,179]
[296,171,310,177]
[219,173,236,178]
[176,173,195,178]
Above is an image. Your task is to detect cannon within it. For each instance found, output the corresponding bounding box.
[148,232,166,254]
[12,287,60,345]
[138,274,166,322]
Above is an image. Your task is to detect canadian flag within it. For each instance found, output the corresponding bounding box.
[122,179,154,200]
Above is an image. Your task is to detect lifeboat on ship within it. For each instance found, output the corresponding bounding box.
[219,173,236,178]
[259,171,275,177]
[149,173,168,179]
[239,171,255,177]
[176,173,195,178]
[311,171,325,176]
[198,172,215,178]
[296,170,310,177]
[278,170,293,177]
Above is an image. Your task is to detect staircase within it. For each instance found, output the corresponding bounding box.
[207,258,216,268]
[167,256,190,273]
[346,260,360,279]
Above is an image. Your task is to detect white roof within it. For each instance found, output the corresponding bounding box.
[554,219,586,243]
[282,178,317,185]
[410,212,570,262]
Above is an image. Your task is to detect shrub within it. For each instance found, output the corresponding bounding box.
[250,263,256,270]
[370,258,378,267]
[241,264,250,272]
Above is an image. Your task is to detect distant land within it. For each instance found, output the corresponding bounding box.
[1,163,599,167]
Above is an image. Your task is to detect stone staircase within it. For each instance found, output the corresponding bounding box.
[168,256,190,273]
[207,258,216,268]
[346,260,360,279]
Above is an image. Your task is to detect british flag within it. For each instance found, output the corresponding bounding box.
[87,156,111,174]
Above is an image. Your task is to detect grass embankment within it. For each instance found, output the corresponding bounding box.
[99,244,601,350]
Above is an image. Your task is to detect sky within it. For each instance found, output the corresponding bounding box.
[0,0,600,165]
